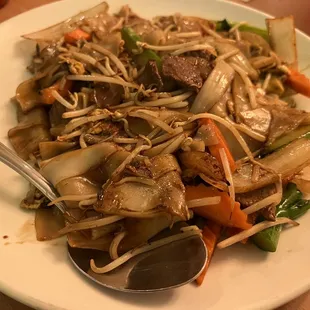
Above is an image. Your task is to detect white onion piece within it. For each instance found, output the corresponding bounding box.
[23,2,109,42]
[215,42,258,80]
[217,218,299,249]
[190,61,235,114]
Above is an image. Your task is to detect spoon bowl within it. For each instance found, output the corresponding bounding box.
[68,233,207,292]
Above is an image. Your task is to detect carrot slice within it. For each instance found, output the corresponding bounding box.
[64,28,91,44]
[186,184,252,230]
[196,221,221,286]
[226,227,248,244]
[287,69,310,98]
[199,119,236,172]
[41,80,72,105]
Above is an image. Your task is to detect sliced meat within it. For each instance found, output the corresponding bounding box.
[267,107,307,144]
[93,83,124,108]
[235,184,277,221]
[186,56,213,80]
[137,60,163,90]
[236,184,277,207]
[178,151,225,181]
[162,56,208,91]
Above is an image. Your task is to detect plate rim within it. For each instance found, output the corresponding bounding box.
[0,1,310,310]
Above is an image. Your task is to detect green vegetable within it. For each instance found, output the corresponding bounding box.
[263,125,310,155]
[215,19,269,41]
[252,183,307,252]
[121,27,162,67]
[215,19,231,32]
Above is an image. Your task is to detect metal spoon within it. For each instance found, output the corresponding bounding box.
[0,142,207,292]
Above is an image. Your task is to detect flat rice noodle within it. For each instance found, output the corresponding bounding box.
[67,231,113,252]
[8,124,51,160]
[39,141,77,160]
[98,154,189,219]
[119,215,182,253]
[240,31,271,56]
[91,221,123,240]
[40,142,120,186]
[233,137,310,193]
[16,73,46,113]
[56,176,101,208]
[35,207,65,241]
[23,2,109,42]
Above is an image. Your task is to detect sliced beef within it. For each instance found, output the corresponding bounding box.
[137,60,163,90]
[162,56,212,91]
[235,184,277,221]
[178,151,225,181]
[93,83,124,108]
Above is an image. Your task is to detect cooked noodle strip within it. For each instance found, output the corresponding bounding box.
[199,173,228,191]
[114,177,157,187]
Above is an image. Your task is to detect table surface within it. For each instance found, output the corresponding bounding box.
[0,0,310,309]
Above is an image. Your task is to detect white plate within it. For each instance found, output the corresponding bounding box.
[0,1,310,309]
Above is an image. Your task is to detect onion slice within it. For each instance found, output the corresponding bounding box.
[190,61,235,114]
[217,218,299,249]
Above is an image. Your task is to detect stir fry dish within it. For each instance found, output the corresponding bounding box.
[8,2,310,285]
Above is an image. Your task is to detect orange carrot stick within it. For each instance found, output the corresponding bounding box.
[41,80,72,105]
[199,118,236,172]
[196,222,221,286]
[287,69,310,98]
[186,184,252,230]
[64,28,91,44]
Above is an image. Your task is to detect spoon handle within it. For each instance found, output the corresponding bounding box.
[0,142,67,214]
